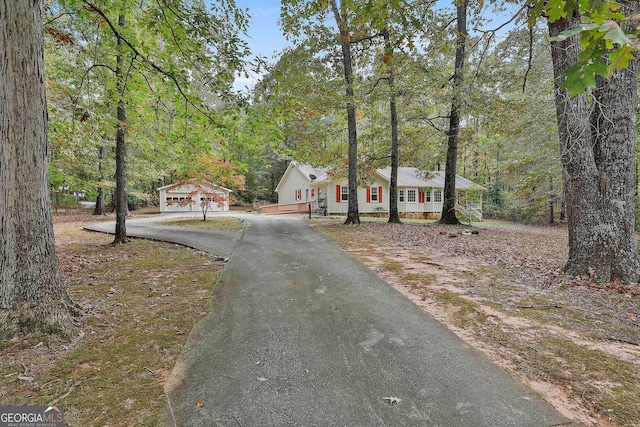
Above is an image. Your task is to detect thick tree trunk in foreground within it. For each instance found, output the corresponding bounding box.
[113,14,130,244]
[331,0,360,225]
[0,0,77,337]
[548,9,640,283]
[440,0,467,225]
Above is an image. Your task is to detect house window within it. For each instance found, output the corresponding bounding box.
[341,186,349,201]
[425,190,431,203]
[295,189,302,201]
[399,190,405,202]
[368,186,382,203]
[407,189,416,203]
[434,190,442,203]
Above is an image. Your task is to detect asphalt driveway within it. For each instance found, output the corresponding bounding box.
[88,213,572,426]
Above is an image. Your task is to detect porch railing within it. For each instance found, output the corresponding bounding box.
[456,203,483,221]
[260,200,318,215]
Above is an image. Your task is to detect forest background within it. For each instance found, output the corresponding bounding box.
[2,1,638,423]
[44,0,574,226]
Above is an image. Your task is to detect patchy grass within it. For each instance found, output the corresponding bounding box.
[0,215,224,426]
[431,290,489,327]
[158,216,244,232]
[380,259,404,273]
[310,219,640,427]
[404,272,436,289]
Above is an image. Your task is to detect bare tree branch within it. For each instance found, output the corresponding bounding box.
[81,0,224,127]
[523,26,534,93]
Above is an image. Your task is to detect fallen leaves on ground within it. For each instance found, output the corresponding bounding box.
[311,218,640,427]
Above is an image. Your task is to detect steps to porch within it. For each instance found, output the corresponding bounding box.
[456,203,483,221]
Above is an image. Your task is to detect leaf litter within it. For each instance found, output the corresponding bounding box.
[0,212,226,426]
[311,218,640,427]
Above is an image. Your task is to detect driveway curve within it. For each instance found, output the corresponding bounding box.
[88,213,572,426]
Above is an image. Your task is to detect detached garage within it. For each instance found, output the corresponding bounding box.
[157,179,231,213]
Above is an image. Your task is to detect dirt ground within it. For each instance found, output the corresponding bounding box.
[3,212,639,425]
[1,210,227,425]
[310,218,640,427]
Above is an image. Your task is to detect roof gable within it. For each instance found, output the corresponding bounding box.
[275,161,329,192]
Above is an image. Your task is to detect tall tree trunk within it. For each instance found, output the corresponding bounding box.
[548,6,640,283]
[440,0,467,225]
[0,0,77,337]
[113,14,129,244]
[384,28,401,224]
[93,143,105,216]
[330,0,360,225]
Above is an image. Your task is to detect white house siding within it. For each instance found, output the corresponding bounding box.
[326,182,348,214]
[276,164,485,217]
[277,165,317,205]
[160,191,199,212]
[326,178,390,214]
[363,178,388,213]
[158,182,230,213]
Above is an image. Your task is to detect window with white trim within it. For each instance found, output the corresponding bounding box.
[370,186,378,202]
[434,190,442,203]
[398,190,405,202]
[407,189,416,203]
[341,186,349,201]
[425,190,431,202]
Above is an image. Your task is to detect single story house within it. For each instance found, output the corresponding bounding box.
[275,162,329,205]
[157,179,231,213]
[268,162,485,219]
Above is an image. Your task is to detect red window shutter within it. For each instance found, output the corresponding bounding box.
[378,187,383,203]
[419,191,425,204]
[366,187,371,203]
[336,185,341,202]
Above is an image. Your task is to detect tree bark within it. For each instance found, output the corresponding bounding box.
[440,0,467,225]
[384,28,401,224]
[93,144,105,216]
[548,6,640,283]
[330,0,360,225]
[113,14,129,244]
[0,0,77,337]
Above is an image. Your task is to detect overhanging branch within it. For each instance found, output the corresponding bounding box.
[81,0,224,127]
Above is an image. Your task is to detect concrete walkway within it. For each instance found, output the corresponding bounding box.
[88,213,572,426]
